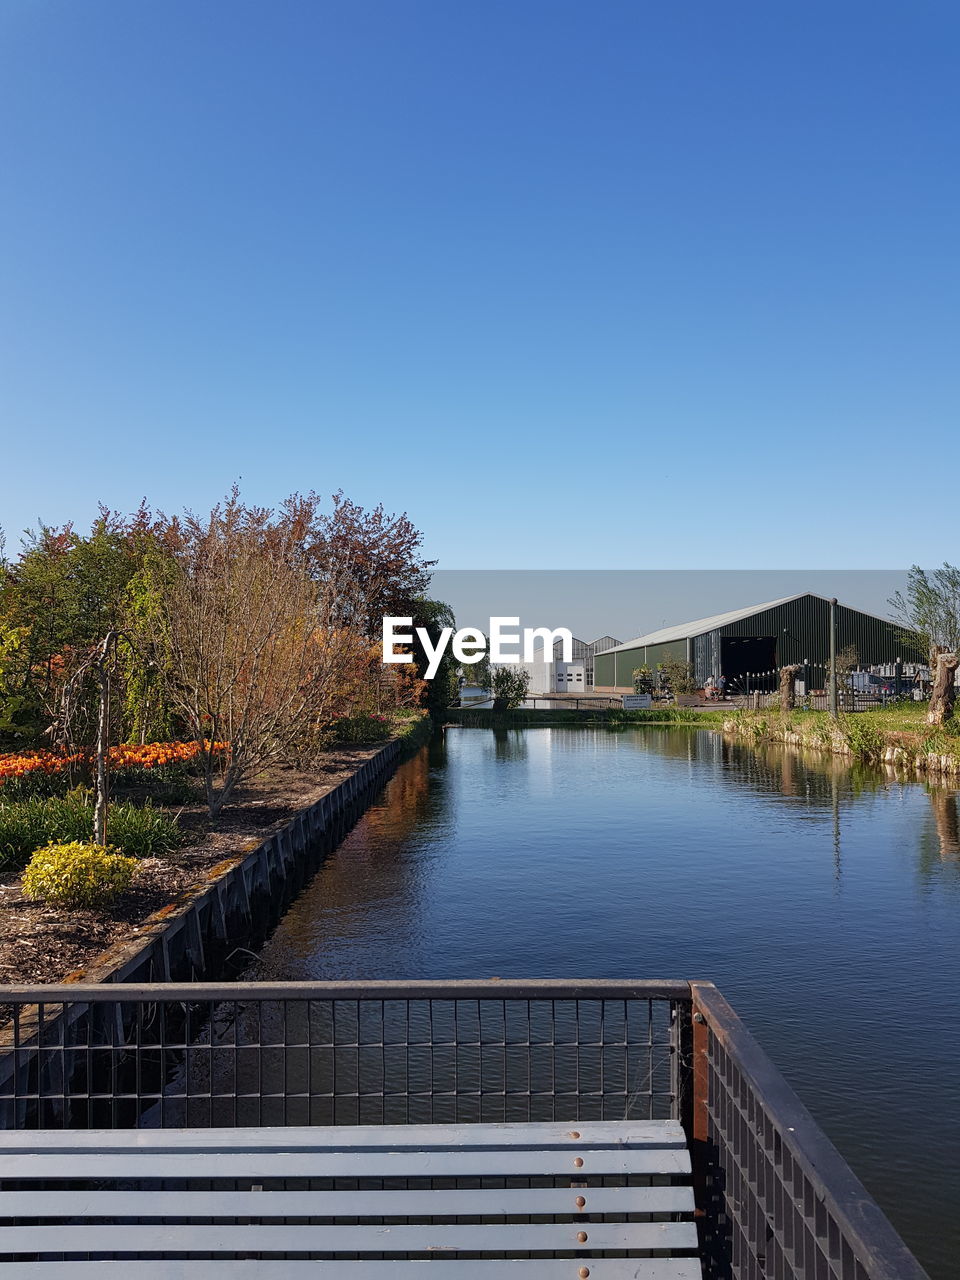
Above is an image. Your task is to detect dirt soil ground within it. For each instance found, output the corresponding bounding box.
[0,745,385,985]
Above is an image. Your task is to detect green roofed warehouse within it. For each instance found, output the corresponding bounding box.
[592,593,913,694]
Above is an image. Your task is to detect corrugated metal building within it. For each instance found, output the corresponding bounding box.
[593,593,914,693]
[552,634,621,689]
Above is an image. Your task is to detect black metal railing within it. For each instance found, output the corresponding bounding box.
[0,979,931,1280]
[689,983,928,1280]
[0,980,687,1130]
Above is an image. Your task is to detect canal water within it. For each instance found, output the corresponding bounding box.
[246,726,960,1278]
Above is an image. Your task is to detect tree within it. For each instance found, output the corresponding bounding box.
[309,492,435,637]
[135,491,370,817]
[632,665,653,694]
[0,506,163,742]
[779,664,802,712]
[890,564,960,657]
[469,649,492,693]
[657,657,696,696]
[409,598,459,719]
[491,665,530,711]
[889,564,960,725]
[834,644,859,713]
[457,632,491,693]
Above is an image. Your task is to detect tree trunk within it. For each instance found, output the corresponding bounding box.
[779,664,802,713]
[93,654,111,846]
[926,651,959,725]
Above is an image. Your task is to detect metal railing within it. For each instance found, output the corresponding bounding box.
[688,983,928,1280]
[0,979,930,1280]
[0,980,686,1130]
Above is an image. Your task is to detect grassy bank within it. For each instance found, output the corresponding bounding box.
[723,703,960,775]
[445,706,728,728]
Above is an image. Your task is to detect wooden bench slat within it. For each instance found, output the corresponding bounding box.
[0,1185,696,1218]
[0,1121,687,1151]
[0,1261,704,1279]
[1,1221,699,1253]
[0,1147,691,1178]
[0,1121,697,1272]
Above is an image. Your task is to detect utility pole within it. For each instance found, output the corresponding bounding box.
[828,598,838,719]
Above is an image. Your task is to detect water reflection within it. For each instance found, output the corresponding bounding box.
[917,786,960,883]
[490,726,529,762]
[246,725,960,1278]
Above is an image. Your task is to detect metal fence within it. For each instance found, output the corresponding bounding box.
[0,979,930,1280]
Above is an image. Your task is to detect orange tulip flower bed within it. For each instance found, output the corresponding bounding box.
[0,741,229,788]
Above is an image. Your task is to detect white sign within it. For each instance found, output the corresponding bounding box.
[622,694,652,709]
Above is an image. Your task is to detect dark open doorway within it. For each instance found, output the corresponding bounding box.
[721,635,777,688]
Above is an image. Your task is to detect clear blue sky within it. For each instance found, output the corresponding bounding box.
[1,1,957,568]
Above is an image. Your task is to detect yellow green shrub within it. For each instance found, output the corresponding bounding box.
[22,842,138,908]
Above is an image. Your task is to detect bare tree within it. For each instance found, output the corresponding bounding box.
[140,492,369,817]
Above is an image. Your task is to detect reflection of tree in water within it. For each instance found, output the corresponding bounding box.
[917,787,960,882]
[240,744,445,978]
[490,727,529,762]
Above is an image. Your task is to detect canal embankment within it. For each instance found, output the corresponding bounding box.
[0,716,431,987]
[446,705,726,727]
[722,707,960,776]
[447,702,960,777]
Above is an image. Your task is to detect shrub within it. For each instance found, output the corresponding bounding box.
[105,801,183,857]
[491,666,530,710]
[22,842,138,908]
[332,714,393,743]
[0,795,88,871]
[842,718,885,760]
[110,762,201,804]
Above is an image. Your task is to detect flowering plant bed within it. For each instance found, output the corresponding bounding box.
[0,741,229,788]
[0,745,392,985]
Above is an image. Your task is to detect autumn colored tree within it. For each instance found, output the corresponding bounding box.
[309,491,435,637]
[134,491,375,816]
